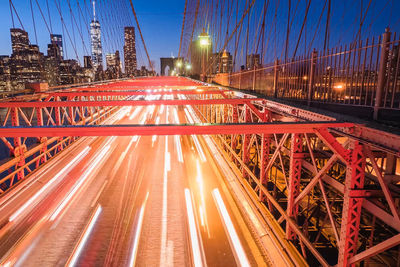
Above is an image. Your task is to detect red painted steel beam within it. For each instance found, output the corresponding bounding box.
[45,90,231,98]
[0,98,264,108]
[0,122,354,137]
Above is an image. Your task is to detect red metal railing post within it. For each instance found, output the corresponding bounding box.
[259,110,271,201]
[11,107,25,182]
[54,102,63,152]
[231,105,238,161]
[338,141,365,266]
[252,65,256,91]
[35,107,47,168]
[307,49,318,106]
[286,133,303,240]
[374,28,391,120]
[242,105,251,178]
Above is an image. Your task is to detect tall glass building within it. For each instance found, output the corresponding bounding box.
[90,0,103,70]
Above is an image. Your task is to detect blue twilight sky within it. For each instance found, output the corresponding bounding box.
[1,1,400,73]
[0,0,185,73]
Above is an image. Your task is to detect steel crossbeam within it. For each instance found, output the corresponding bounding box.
[0,98,264,108]
[0,122,353,137]
[43,89,230,98]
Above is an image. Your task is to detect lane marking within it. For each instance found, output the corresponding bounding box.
[184,188,205,267]
[212,188,250,267]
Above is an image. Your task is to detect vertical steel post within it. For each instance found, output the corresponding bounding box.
[231,105,239,161]
[54,101,63,152]
[307,49,318,106]
[338,141,365,266]
[252,66,257,91]
[374,28,391,120]
[11,107,24,182]
[259,110,271,201]
[273,59,280,98]
[35,107,47,168]
[242,105,251,179]
[286,133,303,240]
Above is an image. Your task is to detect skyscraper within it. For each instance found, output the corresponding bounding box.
[50,34,64,59]
[10,28,29,54]
[124,27,137,76]
[90,0,103,70]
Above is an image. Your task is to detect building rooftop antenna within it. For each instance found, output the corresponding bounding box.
[92,0,96,21]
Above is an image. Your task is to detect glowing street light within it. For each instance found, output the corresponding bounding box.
[176,61,183,68]
[198,28,210,81]
[199,28,210,47]
[186,64,192,70]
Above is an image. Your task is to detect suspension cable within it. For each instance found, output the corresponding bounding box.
[128,0,153,71]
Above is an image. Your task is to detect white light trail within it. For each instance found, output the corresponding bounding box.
[152,135,157,146]
[212,189,250,267]
[67,205,102,267]
[159,105,165,114]
[128,192,149,267]
[103,136,116,147]
[9,147,91,222]
[173,107,180,124]
[196,161,210,237]
[192,135,206,162]
[129,106,143,120]
[184,189,204,267]
[174,135,183,163]
[184,108,194,124]
[166,106,169,124]
[49,145,110,221]
[160,136,169,265]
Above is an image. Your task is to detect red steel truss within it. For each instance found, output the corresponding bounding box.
[0,77,399,266]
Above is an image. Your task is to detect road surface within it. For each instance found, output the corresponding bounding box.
[0,95,269,266]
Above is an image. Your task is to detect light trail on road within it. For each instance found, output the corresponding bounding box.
[0,78,282,266]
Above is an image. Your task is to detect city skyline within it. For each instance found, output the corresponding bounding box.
[0,0,184,73]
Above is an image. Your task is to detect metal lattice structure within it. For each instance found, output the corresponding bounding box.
[0,77,399,266]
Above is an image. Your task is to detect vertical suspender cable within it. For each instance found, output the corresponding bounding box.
[178,0,188,59]
[128,0,154,72]
[46,0,53,33]
[292,0,311,58]
[187,0,200,60]
[323,0,331,51]
[284,0,291,61]
[9,0,15,29]
[30,0,39,44]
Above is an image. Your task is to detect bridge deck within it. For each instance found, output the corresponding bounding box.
[0,77,398,266]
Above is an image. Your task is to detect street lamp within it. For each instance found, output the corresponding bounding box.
[198,28,210,81]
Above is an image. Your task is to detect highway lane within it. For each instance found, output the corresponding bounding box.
[0,93,269,266]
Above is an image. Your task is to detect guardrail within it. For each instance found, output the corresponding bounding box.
[227,28,400,121]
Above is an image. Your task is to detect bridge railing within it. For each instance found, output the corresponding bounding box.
[226,28,400,120]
